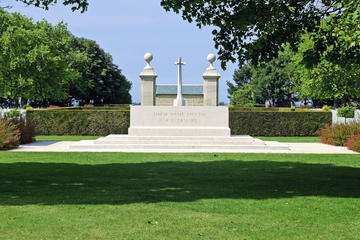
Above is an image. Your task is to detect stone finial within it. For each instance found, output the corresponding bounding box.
[144,52,153,69]
[207,53,216,70]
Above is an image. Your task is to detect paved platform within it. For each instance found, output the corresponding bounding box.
[10,136,357,154]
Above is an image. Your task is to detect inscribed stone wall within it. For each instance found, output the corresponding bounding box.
[156,94,203,106]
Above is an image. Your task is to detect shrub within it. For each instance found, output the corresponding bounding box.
[337,106,356,119]
[22,105,31,109]
[4,109,22,119]
[4,113,37,144]
[27,109,130,136]
[0,119,20,150]
[318,122,360,146]
[17,117,37,144]
[26,107,34,111]
[230,111,331,136]
[345,134,360,152]
[322,105,330,111]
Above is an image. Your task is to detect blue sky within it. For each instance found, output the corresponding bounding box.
[4,0,237,103]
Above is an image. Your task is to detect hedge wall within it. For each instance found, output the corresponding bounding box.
[229,111,332,136]
[28,108,332,136]
[27,110,130,136]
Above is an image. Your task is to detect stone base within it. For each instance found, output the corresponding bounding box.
[128,127,230,136]
[68,135,291,152]
[128,106,231,136]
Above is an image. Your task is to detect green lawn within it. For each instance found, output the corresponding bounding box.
[35,135,102,141]
[257,136,321,143]
[0,152,359,239]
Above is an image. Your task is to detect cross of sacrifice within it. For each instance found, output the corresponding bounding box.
[173,57,186,106]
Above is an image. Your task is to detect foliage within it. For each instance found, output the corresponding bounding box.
[228,49,295,107]
[322,105,330,111]
[345,134,360,152]
[0,10,78,103]
[251,50,295,107]
[4,110,37,144]
[0,10,131,107]
[69,37,132,105]
[229,111,331,136]
[3,109,21,119]
[14,0,88,12]
[337,106,356,119]
[292,34,360,104]
[27,109,130,136]
[0,119,20,150]
[160,0,359,69]
[229,84,254,106]
[226,63,252,98]
[318,122,360,146]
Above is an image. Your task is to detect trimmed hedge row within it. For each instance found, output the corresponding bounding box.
[27,110,130,136]
[229,111,332,136]
[27,109,331,136]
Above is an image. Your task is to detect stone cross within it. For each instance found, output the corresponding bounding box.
[173,56,186,106]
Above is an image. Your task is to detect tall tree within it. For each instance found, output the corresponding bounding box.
[226,63,252,99]
[69,37,132,105]
[292,34,360,106]
[161,0,359,68]
[0,9,78,105]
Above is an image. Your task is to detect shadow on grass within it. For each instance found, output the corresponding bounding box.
[1,160,359,205]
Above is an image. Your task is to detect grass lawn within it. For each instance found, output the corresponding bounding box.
[0,152,359,239]
[35,135,102,141]
[257,136,321,143]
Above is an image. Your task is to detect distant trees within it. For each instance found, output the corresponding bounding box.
[228,34,360,107]
[69,38,132,105]
[0,9,131,107]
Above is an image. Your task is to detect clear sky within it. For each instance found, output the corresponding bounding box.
[4,0,237,104]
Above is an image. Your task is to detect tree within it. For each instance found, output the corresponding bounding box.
[69,37,132,105]
[0,9,78,106]
[230,84,254,106]
[226,63,252,99]
[292,34,360,107]
[251,50,294,107]
[13,0,88,12]
[161,0,359,68]
[228,48,295,107]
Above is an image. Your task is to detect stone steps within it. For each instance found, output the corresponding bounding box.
[68,135,291,152]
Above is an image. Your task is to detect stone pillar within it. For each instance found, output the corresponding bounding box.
[140,53,157,106]
[203,54,221,106]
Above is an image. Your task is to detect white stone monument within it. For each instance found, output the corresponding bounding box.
[173,57,186,106]
[128,52,230,136]
[203,54,221,106]
[140,53,157,106]
[69,52,290,152]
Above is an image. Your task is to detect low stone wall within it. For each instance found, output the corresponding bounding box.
[331,109,360,124]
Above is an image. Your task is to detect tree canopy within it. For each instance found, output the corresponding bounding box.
[161,0,360,68]
[0,9,132,107]
[0,9,77,103]
[13,0,88,12]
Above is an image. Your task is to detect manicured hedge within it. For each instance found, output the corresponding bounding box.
[27,110,130,136]
[229,111,332,136]
[28,108,331,136]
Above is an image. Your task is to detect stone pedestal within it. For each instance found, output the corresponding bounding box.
[128,106,231,136]
[203,54,220,106]
[140,53,157,106]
